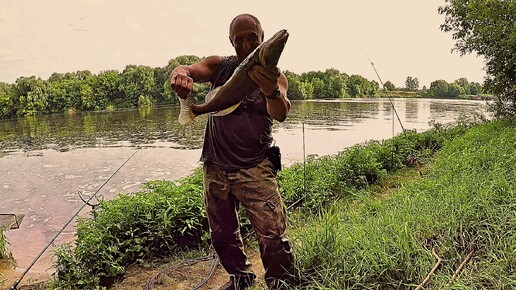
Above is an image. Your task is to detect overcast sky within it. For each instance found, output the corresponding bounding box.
[0,0,486,88]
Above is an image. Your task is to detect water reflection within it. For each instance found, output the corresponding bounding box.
[286,99,380,125]
[0,106,209,156]
[0,99,490,158]
[405,99,419,121]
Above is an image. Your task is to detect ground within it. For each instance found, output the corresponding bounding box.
[111,248,266,290]
[3,248,265,290]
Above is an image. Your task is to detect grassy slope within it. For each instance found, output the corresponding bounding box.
[292,119,515,289]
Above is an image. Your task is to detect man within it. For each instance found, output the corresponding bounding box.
[170,14,294,290]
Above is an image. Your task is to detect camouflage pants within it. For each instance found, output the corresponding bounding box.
[203,158,294,288]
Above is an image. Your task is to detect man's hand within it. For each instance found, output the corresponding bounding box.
[247,65,281,97]
[170,73,193,99]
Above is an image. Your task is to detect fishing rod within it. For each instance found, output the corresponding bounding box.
[362,51,406,133]
[363,51,423,175]
[9,150,138,290]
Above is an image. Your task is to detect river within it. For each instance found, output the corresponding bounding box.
[0,98,490,286]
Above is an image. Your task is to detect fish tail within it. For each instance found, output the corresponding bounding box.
[178,98,196,125]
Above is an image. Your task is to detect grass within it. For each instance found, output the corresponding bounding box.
[290,118,515,289]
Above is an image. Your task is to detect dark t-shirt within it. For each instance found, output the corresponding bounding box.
[200,56,274,171]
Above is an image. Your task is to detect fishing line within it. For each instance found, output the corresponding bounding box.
[285,120,310,210]
[9,150,138,290]
[303,121,306,199]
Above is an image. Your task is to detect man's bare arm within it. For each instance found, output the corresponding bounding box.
[170,56,223,99]
[265,73,290,122]
[248,66,291,122]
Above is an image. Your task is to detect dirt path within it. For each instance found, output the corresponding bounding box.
[111,249,266,290]
[1,249,265,290]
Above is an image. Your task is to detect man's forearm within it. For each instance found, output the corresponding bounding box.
[266,91,290,122]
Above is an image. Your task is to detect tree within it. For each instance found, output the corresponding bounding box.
[0,82,16,118]
[284,71,304,100]
[429,80,450,98]
[405,76,419,91]
[448,83,465,98]
[93,70,122,108]
[383,81,396,91]
[119,65,155,107]
[14,76,50,116]
[469,82,482,95]
[439,0,516,116]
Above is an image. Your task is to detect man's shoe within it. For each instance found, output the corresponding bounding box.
[218,275,254,290]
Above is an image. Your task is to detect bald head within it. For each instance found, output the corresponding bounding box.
[229,14,264,41]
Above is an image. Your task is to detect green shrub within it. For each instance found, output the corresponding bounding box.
[279,121,473,213]
[53,168,207,288]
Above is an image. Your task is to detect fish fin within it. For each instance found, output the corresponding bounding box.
[178,98,196,125]
[205,87,220,103]
[205,86,242,117]
[211,101,243,116]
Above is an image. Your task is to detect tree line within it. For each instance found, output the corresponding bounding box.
[0,55,485,120]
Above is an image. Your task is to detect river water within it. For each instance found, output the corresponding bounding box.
[0,98,489,286]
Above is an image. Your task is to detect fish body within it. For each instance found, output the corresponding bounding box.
[178,29,289,125]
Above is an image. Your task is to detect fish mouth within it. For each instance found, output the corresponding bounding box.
[259,29,289,68]
[269,29,289,44]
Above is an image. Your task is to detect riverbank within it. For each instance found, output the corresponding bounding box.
[3,117,513,289]
[376,90,494,101]
[114,117,514,289]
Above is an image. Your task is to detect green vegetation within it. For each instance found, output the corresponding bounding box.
[52,172,207,288]
[439,0,516,116]
[50,119,477,289]
[428,78,485,99]
[0,59,486,120]
[0,55,210,120]
[292,118,515,289]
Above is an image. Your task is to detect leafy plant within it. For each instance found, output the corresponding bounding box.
[52,168,208,288]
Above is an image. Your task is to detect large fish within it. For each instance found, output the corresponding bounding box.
[177,29,289,125]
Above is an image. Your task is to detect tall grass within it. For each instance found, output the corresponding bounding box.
[292,119,516,289]
[278,121,470,212]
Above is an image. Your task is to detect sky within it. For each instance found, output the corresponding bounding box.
[0,0,487,88]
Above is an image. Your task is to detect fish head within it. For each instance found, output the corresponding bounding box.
[259,29,289,69]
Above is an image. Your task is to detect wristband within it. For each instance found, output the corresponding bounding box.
[265,88,280,100]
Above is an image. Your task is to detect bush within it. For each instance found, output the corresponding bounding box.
[53,169,207,288]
